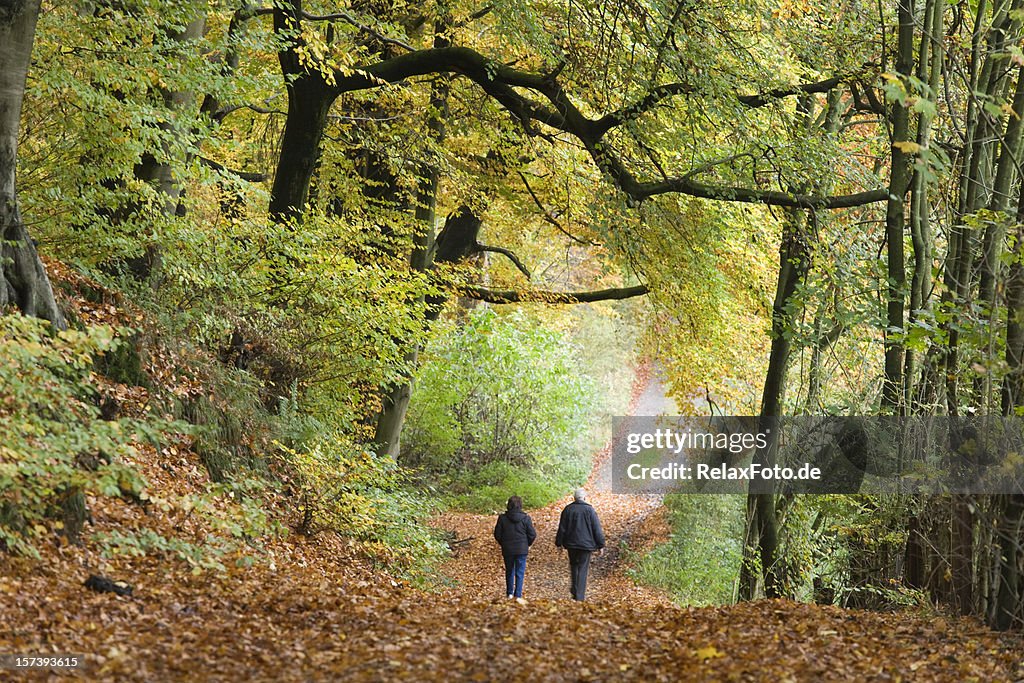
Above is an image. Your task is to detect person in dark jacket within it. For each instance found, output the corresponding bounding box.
[493,496,537,598]
[555,488,605,601]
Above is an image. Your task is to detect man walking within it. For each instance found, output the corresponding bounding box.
[555,488,605,601]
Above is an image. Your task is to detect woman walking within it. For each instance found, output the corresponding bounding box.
[493,496,537,598]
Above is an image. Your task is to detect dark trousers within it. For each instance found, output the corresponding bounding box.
[567,548,593,601]
[503,553,527,597]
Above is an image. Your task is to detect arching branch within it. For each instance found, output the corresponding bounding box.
[460,284,649,304]
[326,46,888,209]
[473,243,531,278]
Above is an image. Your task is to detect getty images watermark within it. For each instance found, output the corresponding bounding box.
[622,426,822,485]
[611,416,1024,495]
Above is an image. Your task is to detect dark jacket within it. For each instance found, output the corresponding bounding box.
[494,510,537,556]
[555,500,605,551]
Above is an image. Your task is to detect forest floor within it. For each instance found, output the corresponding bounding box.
[2,351,1024,680]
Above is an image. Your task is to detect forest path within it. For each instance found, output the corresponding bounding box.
[434,361,673,605]
[4,366,1023,681]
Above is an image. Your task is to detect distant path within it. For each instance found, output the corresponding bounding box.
[435,361,673,605]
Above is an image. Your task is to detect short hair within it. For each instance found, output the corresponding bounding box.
[573,488,586,502]
[507,495,523,512]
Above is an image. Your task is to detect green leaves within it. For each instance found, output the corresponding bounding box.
[404,308,596,479]
[0,316,174,556]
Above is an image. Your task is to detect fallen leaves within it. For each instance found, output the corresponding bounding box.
[2,279,1022,681]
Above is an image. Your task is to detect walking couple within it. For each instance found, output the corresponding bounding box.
[493,488,606,601]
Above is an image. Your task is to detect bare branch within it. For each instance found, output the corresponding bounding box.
[473,243,532,278]
[460,284,650,304]
[516,171,599,246]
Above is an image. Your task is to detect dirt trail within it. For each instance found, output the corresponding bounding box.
[436,362,674,605]
[4,363,1022,681]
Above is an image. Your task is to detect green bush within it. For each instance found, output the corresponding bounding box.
[448,461,578,512]
[0,316,166,556]
[632,494,746,605]
[403,308,596,504]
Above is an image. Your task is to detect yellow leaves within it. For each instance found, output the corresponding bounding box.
[893,141,922,155]
[693,645,725,661]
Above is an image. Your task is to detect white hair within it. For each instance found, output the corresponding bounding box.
[573,488,586,502]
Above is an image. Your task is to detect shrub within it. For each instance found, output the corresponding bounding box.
[403,309,596,484]
[275,431,447,579]
[632,494,746,605]
[0,316,164,556]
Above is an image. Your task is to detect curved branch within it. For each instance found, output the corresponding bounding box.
[594,82,692,137]
[460,284,649,304]
[516,171,599,246]
[316,46,886,209]
[473,243,532,278]
[737,75,848,108]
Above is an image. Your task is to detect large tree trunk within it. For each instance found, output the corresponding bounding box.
[372,23,453,458]
[268,1,338,222]
[0,0,65,329]
[268,79,333,221]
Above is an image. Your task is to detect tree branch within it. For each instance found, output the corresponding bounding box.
[594,82,692,137]
[516,171,599,246]
[460,284,649,304]
[737,75,847,108]
[473,243,531,277]
[198,156,269,182]
[314,46,886,209]
[257,6,415,52]
[214,102,287,119]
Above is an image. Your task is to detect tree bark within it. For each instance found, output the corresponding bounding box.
[741,208,811,600]
[0,0,65,328]
[904,0,943,409]
[269,1,338,222]
[991,494,1024,629]
[1003,219,1024,413]
[881,0,915,412]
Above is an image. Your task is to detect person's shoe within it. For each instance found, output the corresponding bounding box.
[507,594,514,599]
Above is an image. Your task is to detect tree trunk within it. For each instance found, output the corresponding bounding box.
[1003,220,1024,413]
[269,2,338,222]
[881,0,915,412]
[741,208,811,600]
[125,13,206,284]
[991,494,1024,629]
[904,0,942,409]
[269,78,334,221]
[372,23,455,458]
[0,0,65,329]
[951,494,975,615]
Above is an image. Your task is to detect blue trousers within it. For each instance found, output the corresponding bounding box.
[503,553,527,597]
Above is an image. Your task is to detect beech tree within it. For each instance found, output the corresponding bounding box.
[0,0,64,328]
